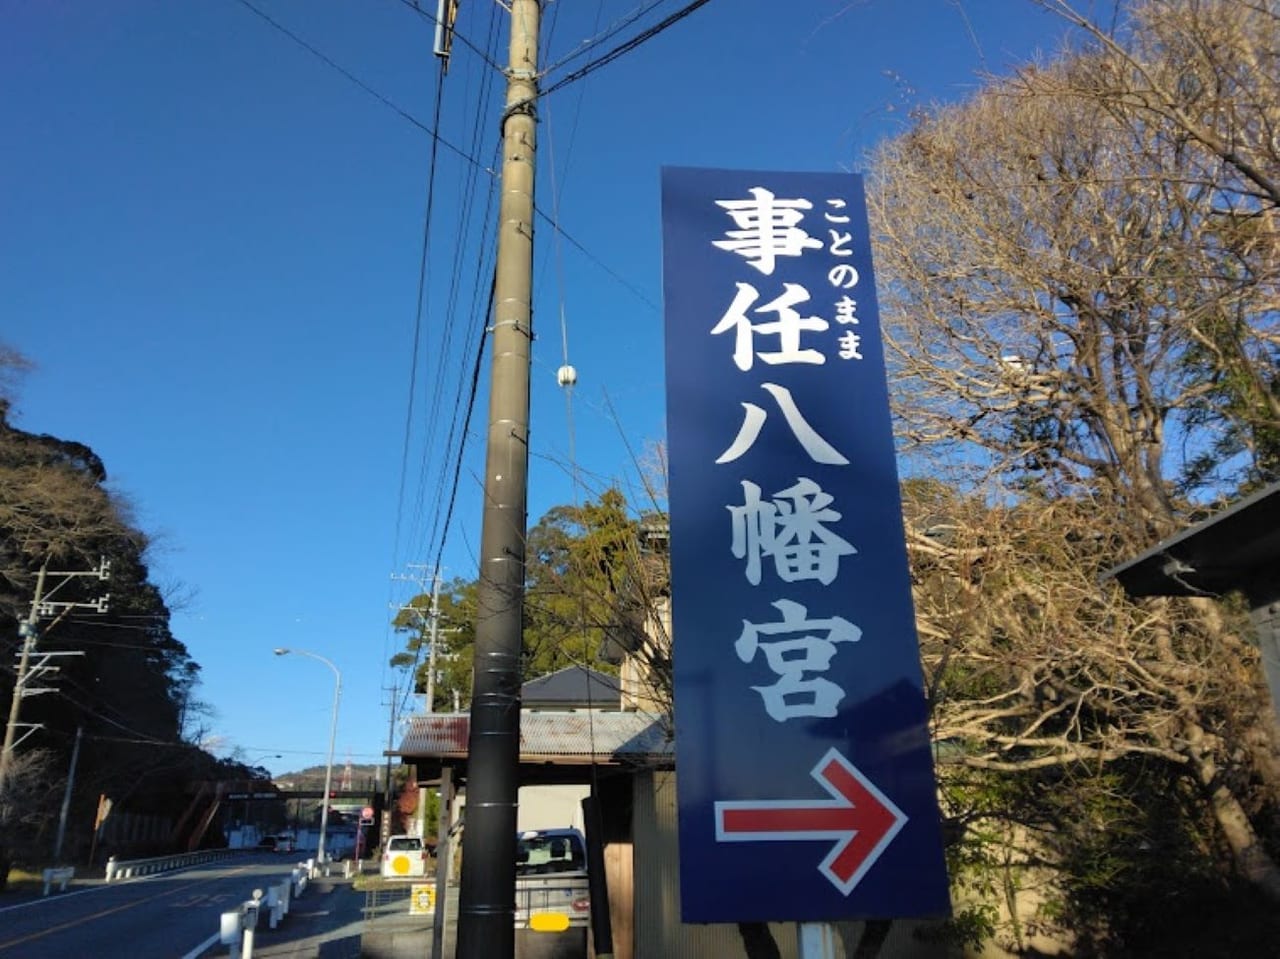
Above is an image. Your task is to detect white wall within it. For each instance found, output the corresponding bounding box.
[516,784,589,832]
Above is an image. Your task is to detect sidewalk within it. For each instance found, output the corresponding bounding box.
[244,875,366,958]
[359,879,457,959]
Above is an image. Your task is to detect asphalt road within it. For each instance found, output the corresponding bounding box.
[0,855,361,959]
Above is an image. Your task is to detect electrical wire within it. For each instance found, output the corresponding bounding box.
[387,4,502,729]
[539,0,717,100]
[540,0,671,75]
[386,0,507,73]
[391,57,451,622]
[231,0,488,171]
[411,8,505,570]
[532,205,660,312]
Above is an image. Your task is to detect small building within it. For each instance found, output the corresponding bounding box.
[1105,481,1280,719]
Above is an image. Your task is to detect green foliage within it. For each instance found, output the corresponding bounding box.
[392,577,478,710]
[392,489,637,702]
[522,488,634,678]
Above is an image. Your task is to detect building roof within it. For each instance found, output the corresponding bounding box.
[393,709,671,769]
[1104,481,1280,600]
[520,665,622,709]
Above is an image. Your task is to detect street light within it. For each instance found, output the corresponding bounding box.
[274,647,341,867]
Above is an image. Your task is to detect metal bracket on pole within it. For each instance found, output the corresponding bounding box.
[17,651,85,697]
[9,724,42,752]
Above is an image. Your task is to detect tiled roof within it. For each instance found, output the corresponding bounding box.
[520,666,622,708]
[394,710,672,764]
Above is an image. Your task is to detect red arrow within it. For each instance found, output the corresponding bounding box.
[715,748,907,895]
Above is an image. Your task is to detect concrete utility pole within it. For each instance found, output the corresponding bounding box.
[1,558,109,790]
[425,571,442,712]
[0,562,48,790]
[53,725,83,862]
[393,565,445,712]
[456,0,539,955]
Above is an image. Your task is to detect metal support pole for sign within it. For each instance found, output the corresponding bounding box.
[456,0,539,956]
[431,766,456,959]
[581,795,615,959]
[797,922,838,959]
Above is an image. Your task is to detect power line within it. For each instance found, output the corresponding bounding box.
[539,0,717,100]
[429,276,495,580]
[540,0,671,75]
[392,57,451,592]
[231,0,489,172]
[386,0,506,73]
[532,206,660,311]
[411,9,505,571]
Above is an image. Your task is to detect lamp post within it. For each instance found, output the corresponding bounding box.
[274,648,340,867]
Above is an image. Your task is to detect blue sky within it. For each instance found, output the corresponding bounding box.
[2,0,1080,778]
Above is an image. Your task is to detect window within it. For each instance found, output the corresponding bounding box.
[516,832,585,875]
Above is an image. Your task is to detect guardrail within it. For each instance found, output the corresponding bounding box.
[104,848,248,881]
[219,866,309,958]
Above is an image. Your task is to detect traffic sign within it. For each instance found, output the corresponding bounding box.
[661,167,950,922]
[362,806,374,820]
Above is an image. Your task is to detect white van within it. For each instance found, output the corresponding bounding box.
[381,835,430,879]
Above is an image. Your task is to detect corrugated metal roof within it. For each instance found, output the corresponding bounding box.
[394,710,671,764]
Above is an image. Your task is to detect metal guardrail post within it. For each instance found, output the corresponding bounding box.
[240,889,263,959]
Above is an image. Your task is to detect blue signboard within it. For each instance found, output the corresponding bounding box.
[661,167,950,923]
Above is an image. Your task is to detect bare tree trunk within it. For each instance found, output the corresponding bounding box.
[1193,753,1280,901]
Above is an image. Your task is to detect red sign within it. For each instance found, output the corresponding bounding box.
[362,806,374,820]
[714,749,906,895]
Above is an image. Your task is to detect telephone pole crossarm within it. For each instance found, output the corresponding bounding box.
[1,559,110,788]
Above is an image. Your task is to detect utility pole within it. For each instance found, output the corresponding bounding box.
[456,0,539,954]
[425,571,442,712]
[1,558,109,790]
[382,679,400,850]
[393,565,445,712]
[53,725,83,862]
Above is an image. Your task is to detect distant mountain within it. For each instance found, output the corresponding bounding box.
[273,764,387,792]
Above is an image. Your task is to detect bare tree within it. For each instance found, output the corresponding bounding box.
[866,0,1280,920]
[0,749,57,889]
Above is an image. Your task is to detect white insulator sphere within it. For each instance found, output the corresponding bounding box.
[557,365,578,387]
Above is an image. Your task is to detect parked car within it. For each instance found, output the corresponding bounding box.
[514,828,590,945]
[381,835,430,879]
[256,833,295,853]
